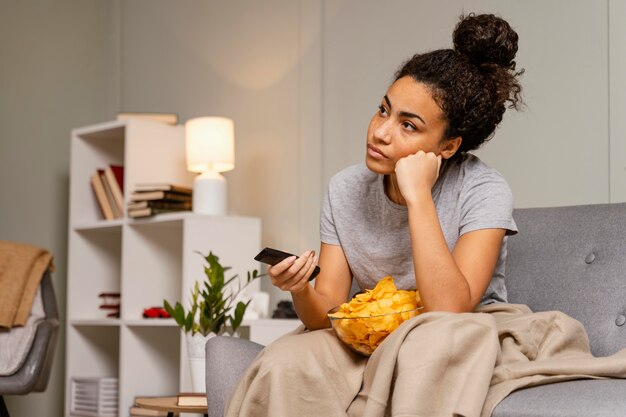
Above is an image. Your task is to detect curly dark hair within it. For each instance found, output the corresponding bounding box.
[395,13,524,157]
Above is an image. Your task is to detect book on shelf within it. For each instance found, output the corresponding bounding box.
[90,171,115,220]
[129,190,192,202]
[129,406,167,416]
[133,183,192,194]
[176,392,207,407]
[128,207,190,218]
[117,111,179,126]
[127,200,192,211]
[109,164,124,193]
[99,170,123,218]
[104,165,124,213]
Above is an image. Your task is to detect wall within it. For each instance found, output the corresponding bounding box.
[322,0,618,208]
[609,0,626,202]
[120,0,322,309]
[0,1,118,416]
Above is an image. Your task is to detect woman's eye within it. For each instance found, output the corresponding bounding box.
[402,121,416,131]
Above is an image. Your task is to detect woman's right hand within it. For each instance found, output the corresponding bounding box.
[267,250,317,293]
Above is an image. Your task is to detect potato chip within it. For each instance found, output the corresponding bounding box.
[328,276,422,355]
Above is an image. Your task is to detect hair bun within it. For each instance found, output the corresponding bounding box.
[453,13,519,69]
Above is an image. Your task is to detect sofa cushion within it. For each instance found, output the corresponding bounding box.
[205,336,264,417]
[506,203,626,357]
[492,379,626,417]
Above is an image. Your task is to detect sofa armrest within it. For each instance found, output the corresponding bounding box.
[205,335,264,417]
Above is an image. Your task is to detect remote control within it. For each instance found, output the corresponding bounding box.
[254,247,320,280]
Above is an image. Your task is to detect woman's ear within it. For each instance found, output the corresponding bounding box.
[440,136,462,159]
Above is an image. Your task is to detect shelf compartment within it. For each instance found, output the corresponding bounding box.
[68,227,122,320]
[65,325,120,381]
[121,222,184,320]
[118,326,181,417]
[70,121,125,226]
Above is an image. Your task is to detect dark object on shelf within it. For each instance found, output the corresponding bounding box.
[271,300,298,319]
[142,307,171,319]
[98,293,120,304]
[98,293,120,318]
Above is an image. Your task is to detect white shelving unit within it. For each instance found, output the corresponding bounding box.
[65,119,263,417]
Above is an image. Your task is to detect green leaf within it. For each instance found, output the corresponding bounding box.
[230,301,249,332]
[163,300,175,317]
[162,301,188,330]
[184,311,194,334]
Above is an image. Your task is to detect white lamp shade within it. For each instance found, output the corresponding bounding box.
[185,117,235,173]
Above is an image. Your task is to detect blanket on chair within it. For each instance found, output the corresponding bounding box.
[0,287,45,375]
[0,241,53,375]
[0,241,53,328]
[347,303,626,417]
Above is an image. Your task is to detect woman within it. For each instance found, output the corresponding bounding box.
[227,13,523,417]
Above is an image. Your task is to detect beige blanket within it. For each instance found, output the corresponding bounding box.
[0,241,53,328]
[349,303,626,417]
[227,304,626,417]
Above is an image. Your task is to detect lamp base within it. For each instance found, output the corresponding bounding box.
[193,171,227,215]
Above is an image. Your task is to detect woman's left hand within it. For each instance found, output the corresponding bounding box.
[394,151,442,203]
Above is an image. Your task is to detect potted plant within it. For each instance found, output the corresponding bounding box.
[163,250,263,392]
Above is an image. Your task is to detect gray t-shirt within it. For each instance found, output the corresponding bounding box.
[320,153,517,305]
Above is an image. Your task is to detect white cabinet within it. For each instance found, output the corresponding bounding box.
[65,120,262,417]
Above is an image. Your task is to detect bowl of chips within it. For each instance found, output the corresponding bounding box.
[327,276,422,356]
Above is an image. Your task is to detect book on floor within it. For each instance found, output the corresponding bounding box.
[176,392,207,407]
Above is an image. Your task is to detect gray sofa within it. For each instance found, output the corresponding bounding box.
[206,202,626,417]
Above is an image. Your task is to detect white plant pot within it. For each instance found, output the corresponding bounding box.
[186,332,215,393]
[186,331,240,392]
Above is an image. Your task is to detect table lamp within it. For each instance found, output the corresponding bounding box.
[185,116,235,215]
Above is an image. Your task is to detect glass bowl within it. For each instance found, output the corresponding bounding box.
[327,305,423,356]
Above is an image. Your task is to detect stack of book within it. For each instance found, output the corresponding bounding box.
[90,165,124,220]
[98,292,120,318]
[127,184,192,218]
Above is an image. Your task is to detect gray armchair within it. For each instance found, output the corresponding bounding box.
[0,270,60,417]
[206,202,626,417]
